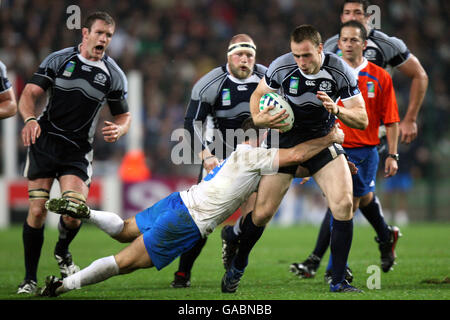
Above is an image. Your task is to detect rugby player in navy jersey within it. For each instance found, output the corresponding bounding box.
[290,0,428,281]
[17,12,130,294]
[221,25,368,293]
[0,60,17,119]
[172,34,267,288]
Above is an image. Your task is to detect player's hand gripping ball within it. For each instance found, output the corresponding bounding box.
[259,93,295,132]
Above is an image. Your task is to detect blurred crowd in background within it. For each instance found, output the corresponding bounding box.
[0,0,448,221]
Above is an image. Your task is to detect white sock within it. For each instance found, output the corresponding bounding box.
[58,256,119,294]
[88,210,124,237]
[233,216,243,235]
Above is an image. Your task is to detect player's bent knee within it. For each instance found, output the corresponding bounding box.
[28,203,47,220]
[115,236,153,274]
[330,194,353,221]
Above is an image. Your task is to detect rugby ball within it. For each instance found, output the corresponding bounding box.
[259,93,295,132]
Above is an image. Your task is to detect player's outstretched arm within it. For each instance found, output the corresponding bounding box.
[275,124,344,168]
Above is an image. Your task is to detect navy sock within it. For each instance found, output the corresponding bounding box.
[54,216,82,256]
[233,213,265,271]
[224,214,246,243]
[330,218,353,285]
[178,237,207,275]
[360,196,390,242]
[22,222,45,282]
[312,208,332,259]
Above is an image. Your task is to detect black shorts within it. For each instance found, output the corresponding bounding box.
[278,143,346,176]
[24,132,93,185]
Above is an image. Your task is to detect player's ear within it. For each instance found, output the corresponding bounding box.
[81,27,89,39]
[317,43,323,54]
[363,40,367,50]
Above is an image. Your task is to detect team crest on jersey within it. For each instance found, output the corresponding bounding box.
[289,76,299,94]
[222,88,231,106]
[63,61,76,77]
[367,81,375,98]
[364,49,377,60]
[94,73,107,86]
[319,80,332,92]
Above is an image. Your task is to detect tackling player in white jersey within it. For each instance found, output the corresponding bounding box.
[38,118,344,297]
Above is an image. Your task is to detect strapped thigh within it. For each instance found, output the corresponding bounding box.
[28,188,50,201]
[62,190,86,203]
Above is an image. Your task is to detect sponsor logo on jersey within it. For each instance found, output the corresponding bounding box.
[367,81,375,98]
[81,65,92,72]
[63,61,76,77]
[305,80,315,86]
[237,84,248,91]
[289,76,299,94]
[319,80,332,92]
[222,88,231,106]
[336,49,343,57]
[94,73,107,86]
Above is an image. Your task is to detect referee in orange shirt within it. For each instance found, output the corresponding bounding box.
[290,21,401,284]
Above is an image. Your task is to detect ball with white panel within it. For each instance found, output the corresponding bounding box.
[259,93,295,132]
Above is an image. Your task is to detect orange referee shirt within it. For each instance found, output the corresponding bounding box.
[338,59,400,148]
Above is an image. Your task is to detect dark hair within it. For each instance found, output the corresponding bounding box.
[339,20,367,41]
[83,11,115,31]
[341,0,371,16]
[290,25,322,47]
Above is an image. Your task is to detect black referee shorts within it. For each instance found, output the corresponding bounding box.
[278,143,346,176]
[24,132,93,185]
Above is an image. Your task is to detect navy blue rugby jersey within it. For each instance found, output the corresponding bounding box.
[0,60,12,93]
[184,63,267,159]
[29,46,128,152]
[264,51,360,147]
[324,29,410,74]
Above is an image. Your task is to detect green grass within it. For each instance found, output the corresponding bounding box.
[0,223,449,300]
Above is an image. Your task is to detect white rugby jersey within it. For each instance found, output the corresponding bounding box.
[180,144,278,237]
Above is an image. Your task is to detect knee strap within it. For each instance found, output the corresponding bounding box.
[62,190,86,203]
[28,188,50,200]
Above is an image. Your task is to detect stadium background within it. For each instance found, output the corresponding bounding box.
[0,0,448,227]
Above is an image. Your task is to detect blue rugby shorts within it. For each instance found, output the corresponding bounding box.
[135,192,201,270]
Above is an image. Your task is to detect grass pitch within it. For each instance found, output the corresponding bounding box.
[0,223,448,301]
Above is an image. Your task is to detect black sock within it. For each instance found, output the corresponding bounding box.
[233,213,265,271]
[54,216,82,256]
[312,208,332,259]
[330,218,353,285]
[177,237,208,276]
[360,195,390,242]
[22,221,45,282]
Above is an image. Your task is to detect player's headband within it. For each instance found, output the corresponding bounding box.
[227,42,256,56]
